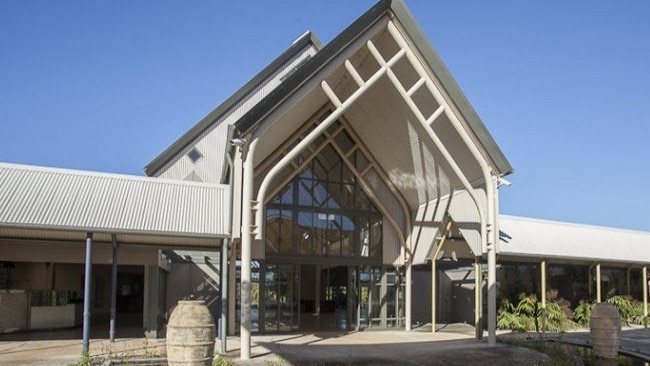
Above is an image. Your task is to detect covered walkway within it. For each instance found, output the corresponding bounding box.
[0,162,230,353]
[498,215,650,325]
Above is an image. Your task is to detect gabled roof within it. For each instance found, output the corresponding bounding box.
[144,31,323,176]
[233,0,513,176]
[499,215,650,266]
[0,162,229,246]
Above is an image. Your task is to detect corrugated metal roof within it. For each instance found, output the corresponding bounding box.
[499,215,650,265]
[0,162,229,240]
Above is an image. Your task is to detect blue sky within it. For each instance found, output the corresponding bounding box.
[1,1,649,231]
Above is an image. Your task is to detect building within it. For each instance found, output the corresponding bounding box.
[1,0,650,362]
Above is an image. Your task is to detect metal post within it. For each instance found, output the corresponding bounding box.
[486,177,497,346]
[641,266,648,328]
[431,258,436,333]
[347,266,361,332]
[220,238,229,354]
[588,264,594,298]
[474,259,481,340]
[596,263,602,303]
[220,144,235,353]
[486,242,497,345]
[82,232,93,355]
[627,266,632,297]
[541,260,547,336]
[228,247,236,336]
[431,221,451,333]
[315,264,321,315]
[240,145,254,360]
[405,259,412,331]
[110,235,118,342]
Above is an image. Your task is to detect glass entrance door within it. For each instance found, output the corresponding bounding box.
[260,263,300,332]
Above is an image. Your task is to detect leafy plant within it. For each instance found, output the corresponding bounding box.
[213,356,234,366]
[626,299,648,326]
[497,294,539,332]
[607,295,635,325]
[543,301,574,332]
[573,300,594,327]
[498,293,575,332]
[74,352,92,366]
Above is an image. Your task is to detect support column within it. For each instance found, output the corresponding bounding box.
[540,260,547,335]
[220,238,229,354]
[110,235,118,342]
[228,246,236,336]
[82,233,93,355]
[379,268,387,328]
[346,266,361,332]
[487,177,498,346]
[240,148,255,360]
[596,263,602,303]
[641,266,648,328]
[627,266,632,297]
[143,265,160,338]
[431,221,451,333]
[474,259,481,340]
[315,264,321,315]
[405,259,412,331]
[487,243,497,345]
[588,264,594,298]
[431,258,437,333]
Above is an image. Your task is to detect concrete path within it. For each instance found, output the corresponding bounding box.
[228,330,550,365]
[0,325,551,366]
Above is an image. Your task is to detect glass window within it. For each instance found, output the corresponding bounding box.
[266,209,293,253]
[187,147,202,163]
[266,125,383,261]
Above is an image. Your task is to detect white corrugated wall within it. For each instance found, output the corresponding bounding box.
[410,194,450,265]
[156,46,318,184]
[448,187,486,256]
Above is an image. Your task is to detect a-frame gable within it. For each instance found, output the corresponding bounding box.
[233,0,512,177]
[144,32,323,182]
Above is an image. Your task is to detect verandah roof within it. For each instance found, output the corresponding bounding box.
[0,162,230,247]
[498,215,650,266]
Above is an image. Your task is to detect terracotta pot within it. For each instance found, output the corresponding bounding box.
[166,300,215,366]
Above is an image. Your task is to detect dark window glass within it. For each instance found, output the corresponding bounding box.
[266,126,382,260]
[187,148,202,163]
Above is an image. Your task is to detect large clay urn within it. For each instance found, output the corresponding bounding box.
[590,303,621,360]
[166,300,216,366]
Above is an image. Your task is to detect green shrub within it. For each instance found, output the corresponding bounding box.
[497,292,576,333]
[607,295,635,325]
[573,300,594,327]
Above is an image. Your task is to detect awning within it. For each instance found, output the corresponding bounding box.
[0,162,230,247]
